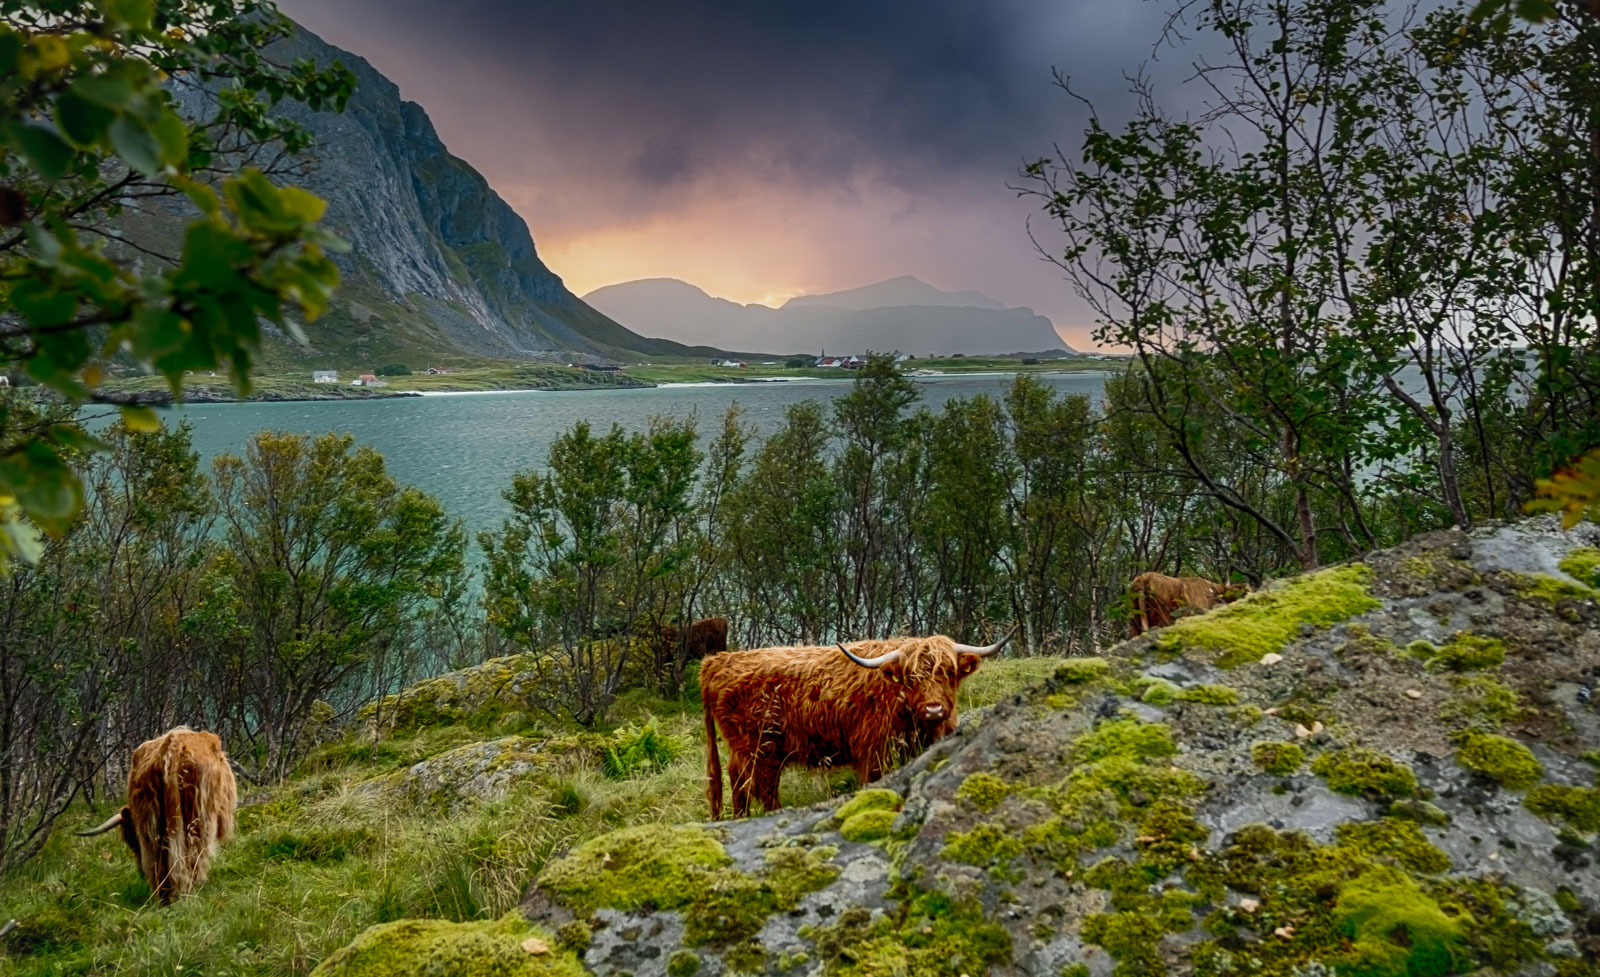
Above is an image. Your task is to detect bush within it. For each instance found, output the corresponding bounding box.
[375,363,413,376]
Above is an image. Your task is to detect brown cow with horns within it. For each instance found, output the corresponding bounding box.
[700,628,1015,820]
[78,726,237,904]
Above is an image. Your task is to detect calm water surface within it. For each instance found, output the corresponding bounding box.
[154,372,1110,536]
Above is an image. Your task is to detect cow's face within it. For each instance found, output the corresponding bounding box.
[901,651,983,742]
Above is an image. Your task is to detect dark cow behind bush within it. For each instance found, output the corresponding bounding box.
[653,616,729,687]
[699,629,1014,819]
[78,726,237,903]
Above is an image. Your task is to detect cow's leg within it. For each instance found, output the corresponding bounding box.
[728,753,755,819]
[753,759,783,813]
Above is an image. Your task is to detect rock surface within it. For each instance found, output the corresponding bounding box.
[511,518,1600,976]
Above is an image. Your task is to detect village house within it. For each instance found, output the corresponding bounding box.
[711,358,746,368]
[351,373,386,387]
[312,370,338,383]
[425,366,451,375]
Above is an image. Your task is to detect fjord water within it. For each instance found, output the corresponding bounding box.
[155,372,1111,538]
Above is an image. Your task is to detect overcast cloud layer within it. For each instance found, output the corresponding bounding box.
[277,0,1183,349]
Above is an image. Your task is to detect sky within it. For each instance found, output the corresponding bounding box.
[276,1,1183,350]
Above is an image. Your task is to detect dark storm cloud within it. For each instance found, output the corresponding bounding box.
[274,0,1190,345]
[280,0,1170,209]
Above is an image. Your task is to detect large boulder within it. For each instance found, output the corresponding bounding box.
[515,519,1600,976]
[359,654,544,734]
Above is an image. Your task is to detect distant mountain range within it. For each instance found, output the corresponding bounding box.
[584,276,1074,356]
[123,26,700,367]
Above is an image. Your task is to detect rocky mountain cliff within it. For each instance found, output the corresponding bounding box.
[312,518,1600,976]
[584,277,1074,356]
[149,28,698,366]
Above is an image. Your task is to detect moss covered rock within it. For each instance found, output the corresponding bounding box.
[360,653,545,733]
[516,521,1599,977]
[310,913,585,977]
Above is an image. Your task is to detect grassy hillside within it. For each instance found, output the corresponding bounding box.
[0,657,1060,976]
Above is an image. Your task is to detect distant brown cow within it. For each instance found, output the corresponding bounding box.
[654,617,729,680]
[1128,572,1237,637]
[78,727,237,903]
[700,628,1014,819]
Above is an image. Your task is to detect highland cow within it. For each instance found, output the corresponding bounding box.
[1128,571,1238,637]
[654,616,730,685]
[700,628,1014,819]
[78,726,237,904]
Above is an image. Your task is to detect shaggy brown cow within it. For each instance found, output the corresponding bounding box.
[78,726,237,904]
[700,628,1014,819]
[1128,572,1236,637]
[653,616,730,683]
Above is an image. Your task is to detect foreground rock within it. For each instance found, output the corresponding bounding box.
[354,519,1600,976]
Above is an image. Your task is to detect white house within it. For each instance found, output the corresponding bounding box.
[312,370,338,384]
[711,358,746,368]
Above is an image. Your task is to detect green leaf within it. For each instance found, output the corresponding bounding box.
[148,107,189,168]
[0,508,44,569]
[96,0,156,29]
[8,280,77,328]
[0,442,82,528]
[0,28,21,78]
[109,114,165,176]
[47,424,111,455]
[119,406,161,433]
[55,90,117,145]
[2,121,75,181]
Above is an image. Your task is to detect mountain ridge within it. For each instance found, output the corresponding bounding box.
[584,276,1074,355]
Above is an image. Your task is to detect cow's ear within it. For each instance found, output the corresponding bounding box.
[957,653,981,677]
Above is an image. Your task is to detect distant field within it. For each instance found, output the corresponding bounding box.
[94,355,1125,401]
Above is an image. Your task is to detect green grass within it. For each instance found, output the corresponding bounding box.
[0,658,1062,976]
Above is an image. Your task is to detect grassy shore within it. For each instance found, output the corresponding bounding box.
[0,656,1062,976]
[88,354,1123,404]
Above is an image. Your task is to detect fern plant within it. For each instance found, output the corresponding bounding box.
[599,721,683,780]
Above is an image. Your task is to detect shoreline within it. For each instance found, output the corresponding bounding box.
[91,367,1116,405]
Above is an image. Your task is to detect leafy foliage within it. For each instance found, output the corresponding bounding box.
[0,0,355,572]
[1527,448,1600,527]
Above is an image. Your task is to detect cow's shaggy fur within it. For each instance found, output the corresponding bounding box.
[86,726,237,903]
[700,636,984,819]
[1128,571,1237,637]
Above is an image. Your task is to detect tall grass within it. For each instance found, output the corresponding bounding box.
[0,658,1058,976]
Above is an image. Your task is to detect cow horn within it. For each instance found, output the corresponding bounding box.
[837,643,904,669]
[76,811,124,837]
[952,625,1019,657]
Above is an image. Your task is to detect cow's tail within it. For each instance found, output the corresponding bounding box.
[703,683,723,821]
[164,743,195,901]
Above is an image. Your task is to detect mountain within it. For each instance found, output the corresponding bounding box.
[583,277,1074,355]
[782,275,1006,312]
[135,27,696,366]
